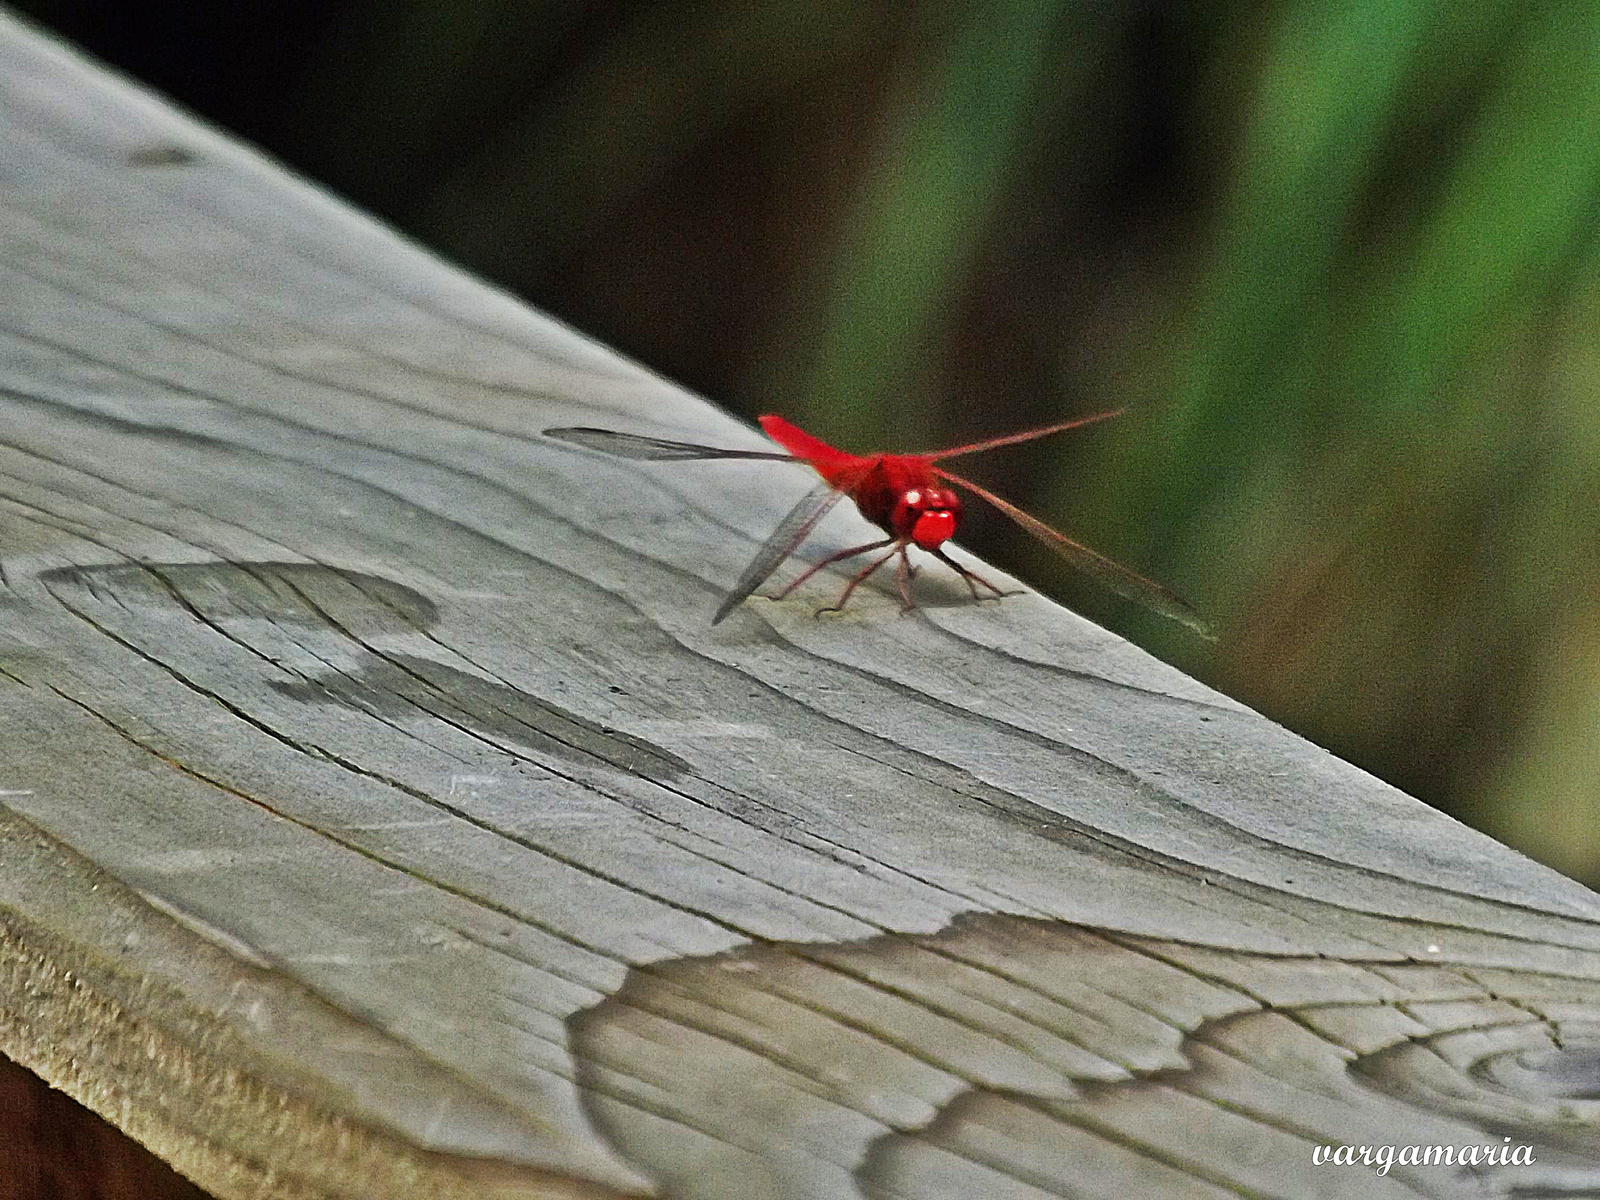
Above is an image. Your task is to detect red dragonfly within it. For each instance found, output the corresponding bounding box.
[543,412,1211,636]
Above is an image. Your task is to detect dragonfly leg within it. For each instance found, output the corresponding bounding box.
[773,538,893,600]
[932,547,1016,601]
[818,544,902,615]
[895,547,917,611]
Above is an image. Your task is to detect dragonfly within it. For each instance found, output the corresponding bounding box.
[543,412,1211,637]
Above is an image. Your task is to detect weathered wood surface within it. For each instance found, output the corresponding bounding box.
[5,9,1600,1199]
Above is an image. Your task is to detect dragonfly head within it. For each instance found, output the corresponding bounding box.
[892,486,962,550]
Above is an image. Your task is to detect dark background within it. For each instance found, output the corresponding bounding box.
[0,1055,208,1199]
[11,0,1600,888]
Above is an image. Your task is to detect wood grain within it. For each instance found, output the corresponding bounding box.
[3,8,1600,1198]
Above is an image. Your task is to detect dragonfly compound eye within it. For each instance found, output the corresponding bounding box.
[910,509,957,548]
[892,487,961,548]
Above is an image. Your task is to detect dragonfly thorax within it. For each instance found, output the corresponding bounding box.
[891,486,962,549]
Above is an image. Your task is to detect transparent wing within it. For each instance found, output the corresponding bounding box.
[932,466,1214,639]
[917,409,1121,461]
[544,426,795,462]
[713,478,856,624]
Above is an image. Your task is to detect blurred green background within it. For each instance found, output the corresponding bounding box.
[18,0,1600,882]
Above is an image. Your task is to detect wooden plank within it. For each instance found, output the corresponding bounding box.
[4,7,1600,1198]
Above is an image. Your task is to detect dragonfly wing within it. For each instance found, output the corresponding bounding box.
[917,409,1122,460]
[713,478,852,624]
[544,426,795,462]
[932,467,1215,639]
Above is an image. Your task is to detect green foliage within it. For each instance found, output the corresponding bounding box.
[781,0,1600,879]
[1106,1,1600,877]
[794,0,1092,450]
